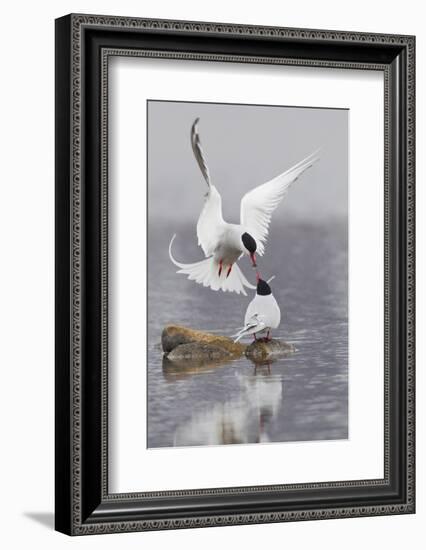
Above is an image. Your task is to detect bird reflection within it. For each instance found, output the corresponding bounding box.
[253,360,272,376]
[171,359,282,446]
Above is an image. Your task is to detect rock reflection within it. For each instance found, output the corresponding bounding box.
[172,360,283,446]
[162,355,235,381]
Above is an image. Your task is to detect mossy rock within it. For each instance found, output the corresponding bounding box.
[166,342,232,361]
[162,324,246,358]
[162,325,295,366]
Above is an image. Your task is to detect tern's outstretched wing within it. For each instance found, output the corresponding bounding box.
[240,150,320,255]
[196,185,225,257]
[191,118,225,257]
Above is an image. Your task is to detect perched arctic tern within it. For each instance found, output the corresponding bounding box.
[169,118,319,295]
[233,276,281,342]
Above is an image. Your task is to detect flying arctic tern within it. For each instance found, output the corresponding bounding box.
[233,276,281,342]
[169,118,320,295]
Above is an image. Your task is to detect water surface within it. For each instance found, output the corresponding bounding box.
[147,221,348,448]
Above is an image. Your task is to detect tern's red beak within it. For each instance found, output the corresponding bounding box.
[250,253,257,268]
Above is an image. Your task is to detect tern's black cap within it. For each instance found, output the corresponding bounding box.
[257,279,272,296]
[241,232,257,254]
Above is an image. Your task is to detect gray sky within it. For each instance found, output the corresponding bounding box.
[148,100,348,225]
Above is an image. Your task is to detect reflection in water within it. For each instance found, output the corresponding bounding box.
[173,361,281,446]
[148,222,348,448]
[162,355,233,381]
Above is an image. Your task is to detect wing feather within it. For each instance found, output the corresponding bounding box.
[240,150,320,255]
[196,185,225,257]
[191,118,211,186]
[169,235,254,295]
[190,118,225,256]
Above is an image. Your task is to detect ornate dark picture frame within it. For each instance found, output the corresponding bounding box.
[55,14,415,535]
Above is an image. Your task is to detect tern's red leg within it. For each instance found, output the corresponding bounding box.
[218,259,223,277]
[226,264,233,278]
[253,334,257,342]
[266,330,271,341]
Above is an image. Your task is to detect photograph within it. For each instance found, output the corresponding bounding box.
[53,11,415,537]
[147,99,349,448]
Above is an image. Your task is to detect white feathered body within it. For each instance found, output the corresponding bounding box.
[169,185,255,295]
[212,223,247,264]
[243,293,281,336]
[196,185,246,261]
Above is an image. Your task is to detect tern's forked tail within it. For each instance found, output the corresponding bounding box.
[232,319,265,342]
[168,234,255,295]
